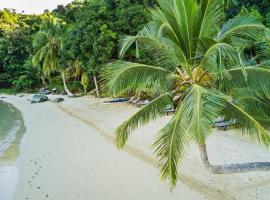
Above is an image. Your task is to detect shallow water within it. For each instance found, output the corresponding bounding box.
[0,100,25,200]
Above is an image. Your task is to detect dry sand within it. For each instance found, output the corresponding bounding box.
[2,95,204,200]
[2,95,270,200]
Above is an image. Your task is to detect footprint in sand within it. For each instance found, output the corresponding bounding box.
[28,152,53,199]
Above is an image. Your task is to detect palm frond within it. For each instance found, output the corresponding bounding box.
[116,92,174,149]
[33,31,49,48]
[226,66,270,95]
[102,61,172,96]
[216,16,265,45]
[119,23,188,72]
[232,88,270,125]
[199,39,238,80]
[32,44,49,67]
[174,0,197,59]
[211,90,270,147]
[154,85,226,188]
[196,0,224,38]
[187,85,226,143]
[153,105,189,188]
[150,0,181,45]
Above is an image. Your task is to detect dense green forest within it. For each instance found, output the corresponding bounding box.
[0,0,269,94]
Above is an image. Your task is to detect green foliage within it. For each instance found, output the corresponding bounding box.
[103,0,270,188]
[12,77,35,91]
[0,87,16,94]
[226,0,270,26]
[1,0,270,190]
[81,73,90,93]
[0,9,44,89]
[238,7,263,21]
[0,9,19,35]
[60,0,155,87]
[0,26,35,87]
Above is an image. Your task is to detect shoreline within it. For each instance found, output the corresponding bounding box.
[0,100,25,158]
[2,95,207,200]
[0,100,25,200]
[1,94,270,200]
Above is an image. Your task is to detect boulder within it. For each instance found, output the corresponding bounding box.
[52,97,64,103]
[31,94,49,104]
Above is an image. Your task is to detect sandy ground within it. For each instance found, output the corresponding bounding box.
[58,96,270,200]
[2,95,206,200]
[2,95,270,200]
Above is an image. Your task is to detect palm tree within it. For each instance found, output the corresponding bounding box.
[102,0,270,188]
[66,58,90,93]
[32,17,74,97]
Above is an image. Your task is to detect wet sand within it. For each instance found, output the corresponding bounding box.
[0,100,25,200]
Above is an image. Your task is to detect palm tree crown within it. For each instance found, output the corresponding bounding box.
[32,16,75,96]
[103,0,270,188]
[32,16,61,76]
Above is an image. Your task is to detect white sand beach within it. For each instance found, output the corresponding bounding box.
[2,95,270,200]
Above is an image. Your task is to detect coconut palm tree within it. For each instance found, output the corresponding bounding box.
[102,0,270,188]
[66,58,90,93]
[32,17,74,97]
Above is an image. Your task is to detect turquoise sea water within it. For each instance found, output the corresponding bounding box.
[0,100,25,200]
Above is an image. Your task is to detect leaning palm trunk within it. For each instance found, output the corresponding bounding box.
[93,74,100,98]
[61,71,75,97]
[198,142,270,174]
[41,76,46,86]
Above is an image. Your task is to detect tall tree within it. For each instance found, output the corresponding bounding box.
[60,0,156,97]
[103,0,270,188]
[32,16,74,96]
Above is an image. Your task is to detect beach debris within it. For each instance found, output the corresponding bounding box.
[164,105,175,115]
[136,100,150,107]
[52,97,64,103]
[104,98,130,103]
[16,93,25,97]
[39,88,51,95]
[213,118,237,131]
[51,88,58,94]
[31,94,49,104]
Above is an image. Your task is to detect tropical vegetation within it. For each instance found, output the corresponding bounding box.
[0,0,155,93]
[1,0,270,189]
[103,0,270,188]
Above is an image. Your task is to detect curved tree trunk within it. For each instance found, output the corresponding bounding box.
[198,142,270,174]
[61,71,75,97]
[41,76,46,86]
[93,74,100,98]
